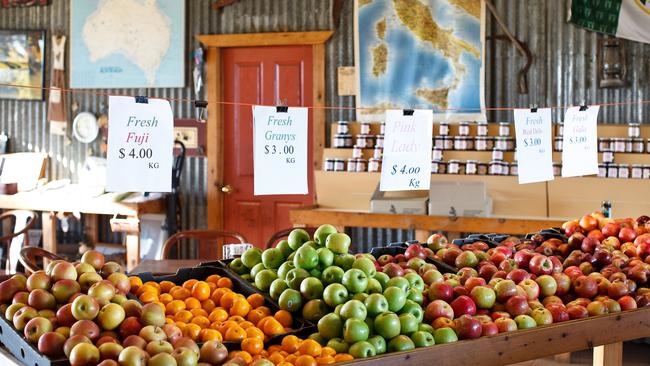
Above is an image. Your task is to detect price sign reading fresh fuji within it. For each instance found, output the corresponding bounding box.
[514,108,554,184]
[106,96,173,192]
[380,110,433,191]
[253,105,308,195]
[562,106,600,177]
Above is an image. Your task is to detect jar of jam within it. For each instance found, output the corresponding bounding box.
[356,134,375,148]
[379,123,386,135]
[554,136,563,152]
[347,158,356,172]
[607,164,618,178]
[333,159,345,171]
[631,164,643,179]
[355,158,367,172]
[465,160,477,175]
[489,160,502,175]
[439,122,450,136]
[644,165,650,179]
[505,137,515,151]
[495,137,508,151]
[458,122,470,136]
[434,136,445,149]
[598,163,607,178]
[344,134,353,147]
[442,136,453,150]
[632,138,644,153]
[359,122,371,135]
[373,146,383,159]
[447,160,463,174]
[618,164,630,178]
[555,122,564,137]
[475,136,488,151]
[375,135,384,148]
[466,137,475,150]
[324,158,335,171]
[352,145,363,159]
[454,136,469,150]
[336,121,349,134]
[477,121,488,136]
[628,122,641,138]
[501,161,510,175]
[498,122,511,137]
[598,138,611,152]
[492,149,504,161]
[333,134,346,148]
[368,158,381,172]
[477,162,488,175]
[602,149,614,163]
[510,162,518,176]
[433,161,447,174]
[553,163,561,176]
[624,138,633,153]
[613,138,626,153]
[432,147,443,161]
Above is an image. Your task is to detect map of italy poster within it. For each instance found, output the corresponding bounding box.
[355,0,485,122]
[70,0,185,88]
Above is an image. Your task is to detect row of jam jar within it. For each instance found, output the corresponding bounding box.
[332,121,384,148]
[598,163,650,179]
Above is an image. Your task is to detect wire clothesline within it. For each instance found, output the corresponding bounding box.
[2,83,650,112]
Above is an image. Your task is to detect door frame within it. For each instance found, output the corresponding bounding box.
[197,31,333,258]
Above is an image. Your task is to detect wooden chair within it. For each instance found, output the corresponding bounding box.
[266,227,318,249]
[160,230,247,259]
[0,210,38,273]
[19,246,63,274]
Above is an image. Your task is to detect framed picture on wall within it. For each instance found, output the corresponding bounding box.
[0,30,45,100]
[70,0,185,88]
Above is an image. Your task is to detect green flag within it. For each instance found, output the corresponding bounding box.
[569,0,650,44]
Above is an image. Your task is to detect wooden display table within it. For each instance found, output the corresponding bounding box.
[0,187,165,270]
[290,208,566,241]
[129,259,204,275]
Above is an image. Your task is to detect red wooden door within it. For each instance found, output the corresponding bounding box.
[222,45,314,248]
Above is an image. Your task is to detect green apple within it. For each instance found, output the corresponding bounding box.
[418,324,435,333]
[400,300,424,323]
[314,224,338,245]
[261,248,285,269]
[352,257,377,278]
[305,241,319,249]
[276,240,293,258]
[277,262,295,280]
[308,332,327,346]
[288,229,310,250]
[294,245,319,270]
[334,254,356,270]
[342,269,368,294]
[300,277,324,300]
[374,312,400,339]
[309,268,322,278]
[278,289,302,312]
[250,263,266,279]
[317,248,334,267]
[228,258,248,275]
[97,303,125,330]
[302,299,329,322]
[404,273,425,292]
[364,278,382,295]
[241,248,262,269]
[321,266,345,285]
[364,294,389,317]
[323,283,348,308]
[326,338,348,353]
[339,300,367,321]
[334,304,343,316]
[241,274,252,282]
[383,287,407,312]
[411,331,435,348]
[433,327,458,344]
[514,314,537,329]
[326,233,351,254]
[348,340,376,358]
[398,313,418,335]
[406,288,424,304]
[351,293,368,303]
[254,270,278,291]
[373,272,390,290]
[285,268,310,290]
[367,335,386,354]
[318,313,343,340]
[387,335,415,352]
[287,252,296,262]
[386,277,410,293]
[269,279,288,300]
[470,286,496,309]
[343,318,369,344]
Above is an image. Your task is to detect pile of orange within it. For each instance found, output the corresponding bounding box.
[128,274,294,344]
[227,336,352,366]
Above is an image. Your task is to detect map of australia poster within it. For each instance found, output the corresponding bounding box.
[70,0,185,88]
[355,0,485,122]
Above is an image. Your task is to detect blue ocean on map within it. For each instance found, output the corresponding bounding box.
[358,0,482,116]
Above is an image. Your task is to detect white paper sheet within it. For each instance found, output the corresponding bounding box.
[514,108,554,184]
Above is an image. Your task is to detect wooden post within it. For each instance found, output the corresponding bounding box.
[593,343,623,366]
[125,232,140,272]
[84,214,99,246]
[41,211,57,267]
[415,229,429,243]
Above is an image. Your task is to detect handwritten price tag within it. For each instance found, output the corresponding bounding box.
[106,96,173,192]
[562,106,600,177]
[514,108,554,184]
[253,106,308,195]
[380,110,433,191]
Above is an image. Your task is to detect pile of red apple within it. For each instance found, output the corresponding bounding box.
[0,251,232,366]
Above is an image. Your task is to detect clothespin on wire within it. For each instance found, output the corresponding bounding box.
[194,100,208,122]
[276,98,289,113]
[529,103,538,113]
[403,109,415,116]
[579,99,589,111]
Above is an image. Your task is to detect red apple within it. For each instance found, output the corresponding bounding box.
[424,300,454,321]
[546,303,569,322]
[573,276,598,298]
[427,282,454,302]
[506,269,530,284]
[505,295,530,316]
[38,331,66,357]
[618,295,637,311]
[450,295,476,317]
[481,321,498,336]
[528,255,553,276]
[71,319,101,341]
[579,215,598,232]
[494,317,517,333]
[619,227,637,243]
[566,304,589,319]
[453,314,482,339]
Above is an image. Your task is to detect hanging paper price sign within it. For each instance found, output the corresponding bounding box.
[562,106,600,177]
[513,108,554,184]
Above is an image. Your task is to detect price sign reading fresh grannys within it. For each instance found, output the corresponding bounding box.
[562,106,600,178]
[513,108,554,184]
[253,105,308,195]
[106,96,173,192]
[380,109,433,191]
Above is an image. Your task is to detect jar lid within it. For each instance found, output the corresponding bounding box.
[629,122,640,126]
[499,122,511,125]
[448,159,461,163]
[338,120,348,124]
[466,160,478,163]
[632,164,643,167]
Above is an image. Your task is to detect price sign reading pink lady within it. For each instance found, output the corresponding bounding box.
[561,106,600,178]
[380,110,433,191]
[106,95,173,192]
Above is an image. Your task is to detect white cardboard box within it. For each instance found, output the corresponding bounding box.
[428,181,492,217]
[370,185,429,215]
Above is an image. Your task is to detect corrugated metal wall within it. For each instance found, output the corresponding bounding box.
[0,0,649,254]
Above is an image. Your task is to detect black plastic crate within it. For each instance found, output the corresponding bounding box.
[0,315,68,366]
[135,265,315,346]
[369,244,457,274]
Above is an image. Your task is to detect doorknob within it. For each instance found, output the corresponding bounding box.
[221,184,234,194]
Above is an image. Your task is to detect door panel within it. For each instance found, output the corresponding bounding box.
[223,45,314,248]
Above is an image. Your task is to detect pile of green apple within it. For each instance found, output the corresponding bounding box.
[0,251,237,366]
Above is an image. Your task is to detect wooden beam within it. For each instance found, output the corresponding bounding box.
[345,308,650,366]
[205,47,223,259]
[197,31,334,48]
[312,42,326,172]
[593,343,623,366]
[290,208,566,235]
